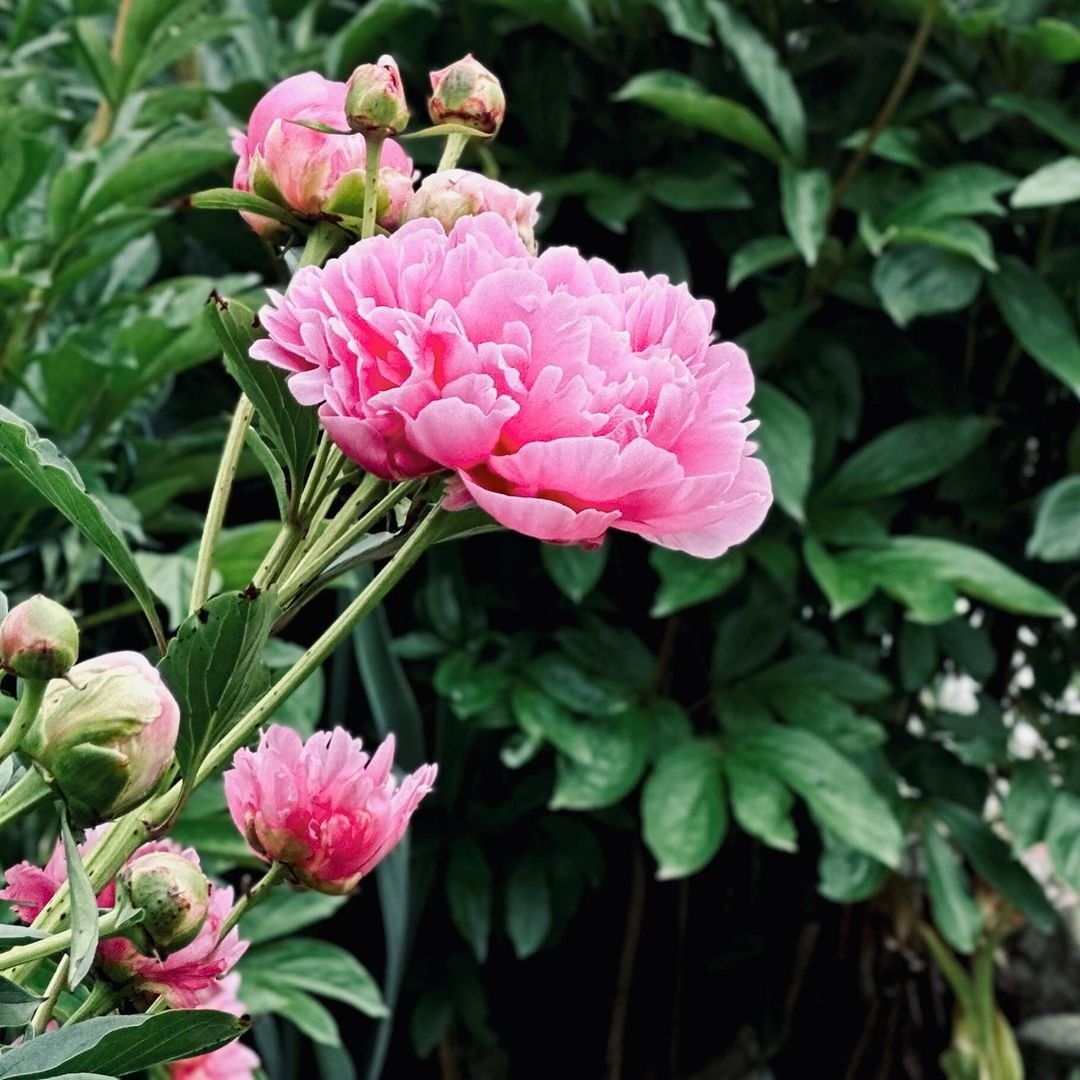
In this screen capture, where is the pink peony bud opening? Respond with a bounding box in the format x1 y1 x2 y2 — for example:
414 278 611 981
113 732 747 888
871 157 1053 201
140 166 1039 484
345 54 410 136
428 54 505 135
224 725 437 895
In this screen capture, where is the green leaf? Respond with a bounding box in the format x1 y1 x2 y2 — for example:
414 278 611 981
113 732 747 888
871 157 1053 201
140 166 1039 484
240 979 341 1046
649 0 712 45
752 383 813 522
642 740 727 879
550 709 650 811
158 588 281 780
326 0 440 76
1004 762 1054 850
540 542 608 603
1011 157 1080 209
992 92 1080 154
135 552 220 632
817 831 889 902
242 938 387 1017
1019 17 1080 62
0 406 165 652
190 188 304 229
1028 476 1080 562
727 236 798 290
888 218 998 272
780 165 830 266
240 890 347 946
60 808 99 990
748 654 890 703
208 296 320 495
524 655 629 717
649 547 745 617
769 686 886 752
731 724 903 867
822 416 995 501
446 838 492 963
504 860 552 959
802 538 875 618
988 256 1080 395
706 0 806 159
863 536 1067 618
923 822 982 954
0 1011 247 1078
614 71 783 161
931 799 1056 933
872 246 982 327
0 975 41 1028
724 753 797 852
886 164 1016 225
1046 792 1080 895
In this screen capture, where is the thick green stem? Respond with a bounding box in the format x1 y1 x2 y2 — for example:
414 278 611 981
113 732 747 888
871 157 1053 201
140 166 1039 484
298 221 342 268
31 955 69 1035
437 132 470 171
197 506 448 783
361 135 386 240
190 396 255 614
0 768 52 829
63 980 121 1026
0 680 46 763
217 862 287 943
0 908 129 973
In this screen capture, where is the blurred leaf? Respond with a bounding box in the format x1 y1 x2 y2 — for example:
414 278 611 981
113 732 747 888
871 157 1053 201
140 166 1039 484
780 165 829 266
817 831 890 902
649 547 745 617
447 838 493 963
822 416 995 502
0 407 165 651
732 724 903 867
803 538 875 618
932 799 1056 933
1004 762 1054 850
872 246 982 327
727 235 798 289
724 753 797 851
707 0 806 159
923 822 982 954
752 383 813 521
650 0 712 44
241 979 341 1046
541 542 608 603
888 218 998 272
615 71 783 161
989 256 1080 394
1018 17 1080 62
1011 157 1080 208
1046 792 1080 894
504 860 552 958
1028 476 1080 562
642 739 726 879
886 164 1015 225
241 891 347 946
992 92 1080 154
326 0 440 76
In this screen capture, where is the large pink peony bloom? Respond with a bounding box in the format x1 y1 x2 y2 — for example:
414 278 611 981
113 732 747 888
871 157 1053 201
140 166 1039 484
224 726 437 895
0 829 246 1008
251 213 772 556
232 72 414 236
170 974 260 1080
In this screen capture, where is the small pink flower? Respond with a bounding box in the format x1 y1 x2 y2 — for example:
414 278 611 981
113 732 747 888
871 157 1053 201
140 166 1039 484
251 213 772 557
0 830 246 1008
232 72 414 236
224 726 437 895
406 169 541 252
170 974 260 1080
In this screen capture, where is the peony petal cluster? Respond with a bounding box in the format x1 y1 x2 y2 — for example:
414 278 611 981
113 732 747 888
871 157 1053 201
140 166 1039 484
251 213 772 556
232 72 414 236
224 725 437 895
170 974 260 1080
0 828 246 1008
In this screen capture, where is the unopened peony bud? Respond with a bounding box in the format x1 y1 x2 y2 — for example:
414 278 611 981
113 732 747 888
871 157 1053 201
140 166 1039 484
345 55 410 136
428 55 504 135
22 652 180 824
120 852 210 956
0 596 78 681
405 170 540 252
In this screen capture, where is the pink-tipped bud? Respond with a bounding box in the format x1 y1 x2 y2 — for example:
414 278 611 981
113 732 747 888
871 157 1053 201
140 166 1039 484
120 851 210 956
428 54 504 135
345 54 410 136
22 652 180 825
0 596 78 681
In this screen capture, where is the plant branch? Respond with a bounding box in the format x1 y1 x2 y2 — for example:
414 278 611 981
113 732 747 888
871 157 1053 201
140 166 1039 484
0 680 46 763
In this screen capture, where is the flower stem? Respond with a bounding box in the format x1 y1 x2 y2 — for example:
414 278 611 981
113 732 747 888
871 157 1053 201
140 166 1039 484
0 768 51 829
63 980 121 1026
298 221 342 268
0 908 128 973
197 505 449 784
217 862 287 943
190 396 255 615
437 133 470 171
31 955 68 1035
361 135 386 240
0 680 46 763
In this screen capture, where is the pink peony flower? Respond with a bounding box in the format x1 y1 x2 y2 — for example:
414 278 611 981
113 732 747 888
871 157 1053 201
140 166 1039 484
251 213 772 557
170 975 260 1080
406 169 541 252
0 829 246 1008
223 726 437 895
231 72 414 236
